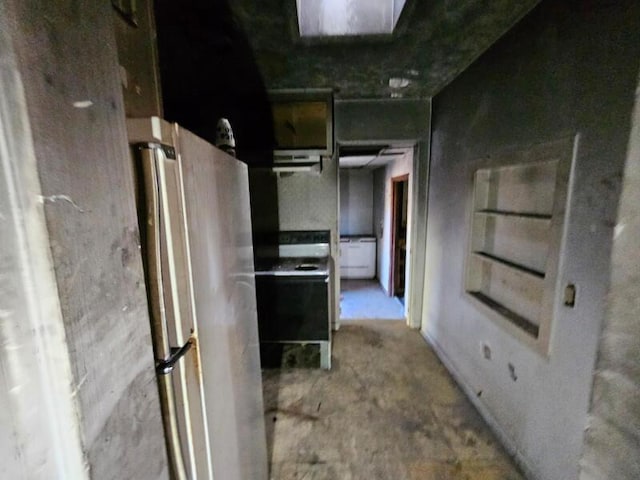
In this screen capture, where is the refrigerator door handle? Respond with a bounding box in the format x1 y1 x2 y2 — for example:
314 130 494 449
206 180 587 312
156 338 194 375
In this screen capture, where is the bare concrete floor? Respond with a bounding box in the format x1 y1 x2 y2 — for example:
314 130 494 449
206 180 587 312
262 321 525 480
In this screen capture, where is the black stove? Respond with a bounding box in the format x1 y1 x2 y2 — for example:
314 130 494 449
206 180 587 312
254 256 329 276
253 231 332 369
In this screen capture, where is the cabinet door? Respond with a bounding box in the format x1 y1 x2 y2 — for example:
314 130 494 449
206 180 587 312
137 143 212 480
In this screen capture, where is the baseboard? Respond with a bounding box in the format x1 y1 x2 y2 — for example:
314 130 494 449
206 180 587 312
420 330 538 480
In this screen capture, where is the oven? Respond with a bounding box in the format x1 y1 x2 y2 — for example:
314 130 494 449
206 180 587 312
254 231 332 369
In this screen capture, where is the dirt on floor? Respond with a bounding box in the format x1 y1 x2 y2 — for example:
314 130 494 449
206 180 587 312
262 321 525 480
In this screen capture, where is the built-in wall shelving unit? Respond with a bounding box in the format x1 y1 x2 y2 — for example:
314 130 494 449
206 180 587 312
465 138 574 354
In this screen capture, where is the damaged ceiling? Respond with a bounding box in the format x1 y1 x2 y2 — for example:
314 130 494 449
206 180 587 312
154 0 541 163
232 0 541 98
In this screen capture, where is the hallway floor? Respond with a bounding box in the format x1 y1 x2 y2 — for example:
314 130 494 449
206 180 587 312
340 279 405 320
262 321 524 480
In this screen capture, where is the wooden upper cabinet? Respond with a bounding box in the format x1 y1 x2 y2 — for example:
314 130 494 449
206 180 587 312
270 90 334 157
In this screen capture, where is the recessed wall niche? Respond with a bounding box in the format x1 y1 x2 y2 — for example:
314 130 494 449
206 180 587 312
465 137 575 355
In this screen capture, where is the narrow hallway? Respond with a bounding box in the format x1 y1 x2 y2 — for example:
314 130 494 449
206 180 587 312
263 321 524 479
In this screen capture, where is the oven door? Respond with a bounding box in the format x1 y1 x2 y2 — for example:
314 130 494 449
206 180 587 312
255 275 329 342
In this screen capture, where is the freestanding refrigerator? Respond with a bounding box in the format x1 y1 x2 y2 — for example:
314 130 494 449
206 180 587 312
128 117 268 480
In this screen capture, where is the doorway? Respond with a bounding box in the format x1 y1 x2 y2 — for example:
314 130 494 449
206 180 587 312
390 174 409 303
337 145 413 321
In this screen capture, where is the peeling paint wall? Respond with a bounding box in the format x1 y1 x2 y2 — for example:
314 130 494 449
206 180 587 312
4 1 168 478
422 1 640 479
579 73 640 480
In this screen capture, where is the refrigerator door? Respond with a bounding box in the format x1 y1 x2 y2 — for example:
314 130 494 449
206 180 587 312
136 143 213 480
177 126 269 480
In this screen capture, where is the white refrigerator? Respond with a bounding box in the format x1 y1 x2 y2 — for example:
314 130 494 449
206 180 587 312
128 117 268 480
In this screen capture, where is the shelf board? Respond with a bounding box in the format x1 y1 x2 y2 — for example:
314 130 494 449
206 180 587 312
468 291 540 338
475 209 552 220
472 251 546 279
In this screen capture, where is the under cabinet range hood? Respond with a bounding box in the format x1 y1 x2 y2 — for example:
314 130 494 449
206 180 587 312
271 154 323 173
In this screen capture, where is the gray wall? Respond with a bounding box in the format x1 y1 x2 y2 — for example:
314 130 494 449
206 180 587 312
1 3 87 475
579 72 640 480
339 169 374 236
335 98 430 327
5 1 168 478
423 2 640 480
112 0 163 118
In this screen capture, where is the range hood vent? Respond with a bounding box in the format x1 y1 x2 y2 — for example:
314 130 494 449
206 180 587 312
271 154 322 173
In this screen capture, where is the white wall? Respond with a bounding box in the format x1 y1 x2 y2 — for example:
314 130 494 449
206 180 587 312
339 169 374 235
4 1 169 477
422 2 640 480
372 152 413 300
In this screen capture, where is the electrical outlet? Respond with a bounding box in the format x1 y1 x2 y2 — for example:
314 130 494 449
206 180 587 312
564 284 576 307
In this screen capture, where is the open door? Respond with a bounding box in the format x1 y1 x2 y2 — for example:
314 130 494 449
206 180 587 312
390 174 409 301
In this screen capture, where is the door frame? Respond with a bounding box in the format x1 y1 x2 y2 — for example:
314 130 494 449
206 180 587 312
389 174 410 298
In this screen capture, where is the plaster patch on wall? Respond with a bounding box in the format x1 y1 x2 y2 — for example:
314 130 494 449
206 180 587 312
38 194 86 213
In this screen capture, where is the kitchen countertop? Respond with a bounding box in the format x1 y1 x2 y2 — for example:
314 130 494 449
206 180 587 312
254 256 330 277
